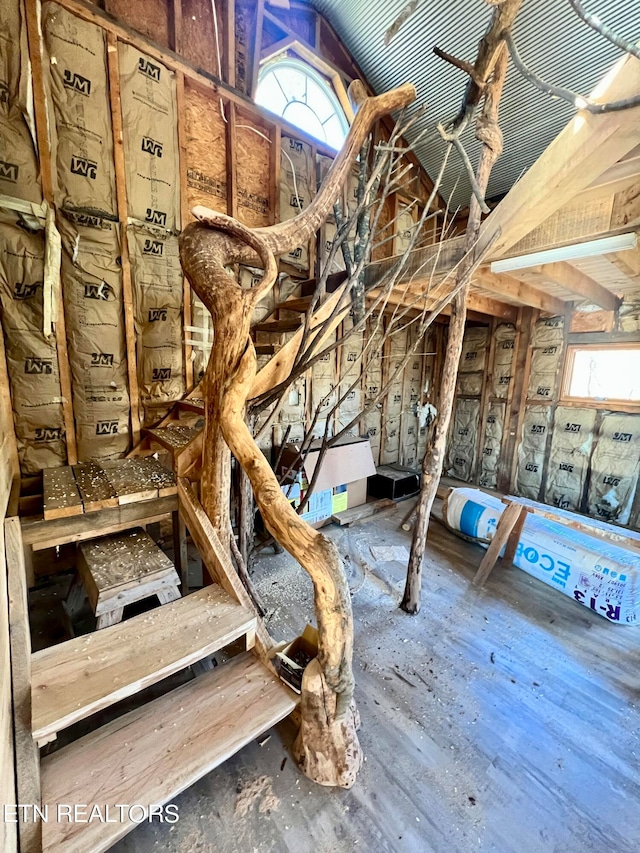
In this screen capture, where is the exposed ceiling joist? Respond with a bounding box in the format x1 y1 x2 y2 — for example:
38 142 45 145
477 54 640 260
475 270 566 315
372 286 519 322
535 261 622 311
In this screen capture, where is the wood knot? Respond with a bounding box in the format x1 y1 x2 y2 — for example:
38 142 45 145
476 118 503 158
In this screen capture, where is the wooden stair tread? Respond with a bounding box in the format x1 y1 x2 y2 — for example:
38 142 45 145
72 463 118 512
144 424 201 453
43 467 83 520
78 528 176 596
253 318 302 333
41 653 297 853
176 397 205 414
101 457 176 503
279 295 312 312
31 587 257 745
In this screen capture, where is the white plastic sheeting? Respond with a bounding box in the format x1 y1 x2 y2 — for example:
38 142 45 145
445 487 640 624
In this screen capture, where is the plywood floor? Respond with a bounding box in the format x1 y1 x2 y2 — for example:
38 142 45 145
108 499 640 853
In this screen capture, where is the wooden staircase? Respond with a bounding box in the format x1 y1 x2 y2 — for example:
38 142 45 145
4 476 298 853
40 652 295 853
31 585 257 746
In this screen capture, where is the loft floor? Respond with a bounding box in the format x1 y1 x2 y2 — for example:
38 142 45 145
104 499 640 853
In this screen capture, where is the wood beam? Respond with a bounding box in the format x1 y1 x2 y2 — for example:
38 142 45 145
535 261 621 311
368 286 518 323
477 54 640 259
476 270 567 315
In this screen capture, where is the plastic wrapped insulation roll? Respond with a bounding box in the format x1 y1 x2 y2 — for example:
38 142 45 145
444 487 640 625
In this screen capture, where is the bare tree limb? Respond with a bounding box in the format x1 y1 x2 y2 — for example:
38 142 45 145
568 0 640 61
506 31 640 113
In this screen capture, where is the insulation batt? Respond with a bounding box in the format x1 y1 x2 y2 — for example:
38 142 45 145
445 487 640 624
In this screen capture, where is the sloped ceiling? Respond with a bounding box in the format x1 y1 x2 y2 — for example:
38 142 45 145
309 0 640 210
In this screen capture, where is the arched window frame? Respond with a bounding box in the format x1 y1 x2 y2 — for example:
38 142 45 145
255 47 352 150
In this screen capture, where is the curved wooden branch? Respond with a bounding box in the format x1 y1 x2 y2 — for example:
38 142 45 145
179 79 416 787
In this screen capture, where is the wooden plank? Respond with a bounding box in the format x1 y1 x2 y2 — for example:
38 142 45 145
502 504 529 565
475 270 567 314
77 528 177 613
472 501 525 587
477 54 640 260
331 498 395 527
504 494 640 552
535 262 621 311
504 307 535 493
42 468 83 521
101 457 177 504
41 653 297 853
178 478 273 660
145 424 202 454
21 494 178 551
71 463 119 512
0 523 18 853
176 69 194 390
31 586 256 745
4 518 41 853
173 510 189 590
106 31 141 446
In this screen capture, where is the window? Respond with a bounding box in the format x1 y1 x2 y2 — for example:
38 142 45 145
255 58 349 150
563 344 640 404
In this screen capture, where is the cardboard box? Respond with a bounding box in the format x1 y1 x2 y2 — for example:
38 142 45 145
347 478 367 509
275 624 319 693
277 436 375 504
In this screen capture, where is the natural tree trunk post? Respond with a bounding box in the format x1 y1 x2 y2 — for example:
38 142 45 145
180 81 416 787
401 13 516 613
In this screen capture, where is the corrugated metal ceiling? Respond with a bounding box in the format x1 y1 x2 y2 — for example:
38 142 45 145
308 0 640 210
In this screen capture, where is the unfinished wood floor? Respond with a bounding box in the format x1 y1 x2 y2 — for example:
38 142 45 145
111 501 640 853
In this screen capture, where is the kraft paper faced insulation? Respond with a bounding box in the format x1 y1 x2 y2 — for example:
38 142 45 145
0 0 41 204
491 323 516 398
0 210 66 471
446 398 480 482
280 136 314 271
42 3 117 218
543 406 596 513
459 326 488 374
59 214 129 459
118 43 180 231
587 413 640 526
479 401 505 489
515 404 551 499
127 225 184 425
527 316 564 401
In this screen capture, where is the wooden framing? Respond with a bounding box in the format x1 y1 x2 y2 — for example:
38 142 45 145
106 32 142 445
176 69 195 390
5 518 41 853
476 54 640 261
24 0 78 466
535 262 621 311
560 341 640 411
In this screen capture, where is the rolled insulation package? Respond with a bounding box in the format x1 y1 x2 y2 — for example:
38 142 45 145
444 487 640 625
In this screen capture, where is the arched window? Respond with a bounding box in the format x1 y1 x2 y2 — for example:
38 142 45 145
256 58 349 151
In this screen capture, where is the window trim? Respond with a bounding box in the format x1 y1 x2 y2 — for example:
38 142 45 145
256 55 350 149
561 342 640 410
